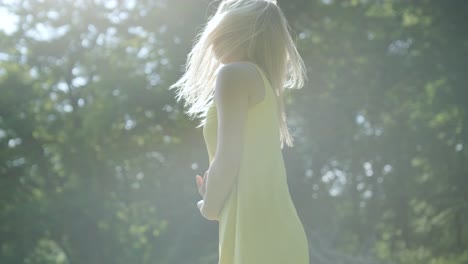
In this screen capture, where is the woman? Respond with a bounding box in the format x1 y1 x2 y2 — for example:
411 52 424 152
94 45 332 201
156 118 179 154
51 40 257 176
170 0 309 263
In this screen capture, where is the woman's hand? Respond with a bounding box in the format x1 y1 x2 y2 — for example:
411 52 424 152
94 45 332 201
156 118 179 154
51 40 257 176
197 200 204 211
195 170 219 221
196 169 209 198
197 199 219 221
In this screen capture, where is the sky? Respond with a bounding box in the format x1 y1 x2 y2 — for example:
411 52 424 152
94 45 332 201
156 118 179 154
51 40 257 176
0 7 18 35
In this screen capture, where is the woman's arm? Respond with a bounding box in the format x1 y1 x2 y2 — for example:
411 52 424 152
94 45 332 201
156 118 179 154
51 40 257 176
201 62 257 221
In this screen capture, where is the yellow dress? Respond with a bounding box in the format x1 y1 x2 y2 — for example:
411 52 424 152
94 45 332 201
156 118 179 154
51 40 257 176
202 63 310 264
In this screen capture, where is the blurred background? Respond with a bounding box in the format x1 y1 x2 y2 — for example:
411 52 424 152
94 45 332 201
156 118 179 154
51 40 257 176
0 0 467 263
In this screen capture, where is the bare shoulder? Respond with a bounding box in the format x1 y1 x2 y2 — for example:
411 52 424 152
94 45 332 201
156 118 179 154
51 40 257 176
216 62 261 89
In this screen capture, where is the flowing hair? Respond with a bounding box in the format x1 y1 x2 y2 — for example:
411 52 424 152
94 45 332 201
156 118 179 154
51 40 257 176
169 0 307 148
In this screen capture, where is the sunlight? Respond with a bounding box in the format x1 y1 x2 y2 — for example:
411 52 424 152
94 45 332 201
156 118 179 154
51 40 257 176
0 7 18 34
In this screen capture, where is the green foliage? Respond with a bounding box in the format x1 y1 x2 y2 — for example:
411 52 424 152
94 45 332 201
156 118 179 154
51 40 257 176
0 0 467 263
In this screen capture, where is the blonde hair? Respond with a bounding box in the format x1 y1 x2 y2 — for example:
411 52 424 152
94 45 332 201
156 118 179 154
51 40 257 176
169 0 307 148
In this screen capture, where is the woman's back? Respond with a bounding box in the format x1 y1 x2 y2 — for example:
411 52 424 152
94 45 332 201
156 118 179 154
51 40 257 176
203 62 310 264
